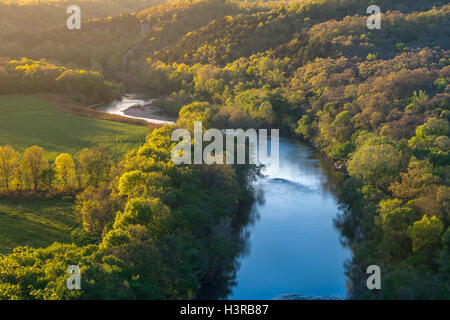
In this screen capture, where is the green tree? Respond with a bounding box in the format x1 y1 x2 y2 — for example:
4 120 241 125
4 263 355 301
439 228 450 276
376 199 415 262
55 153 76 191
178 102 212 129
332 111 353 142
257 101 275 124
408 215 444 259
22 145 47 190
389 157 437 200
76 185 114 237
0 145 19 190
40 167 55 191
409 118 449 150
78 146 111 188
405 90 429 114
295 115 314 140
347 141 402 188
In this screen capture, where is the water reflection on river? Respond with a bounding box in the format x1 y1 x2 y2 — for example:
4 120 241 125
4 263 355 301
227 137 351 300
96 94 175 124
98 97 351 299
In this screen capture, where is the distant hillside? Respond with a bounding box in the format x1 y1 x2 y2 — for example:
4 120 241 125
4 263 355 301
0 0 263 85
150 0 449 65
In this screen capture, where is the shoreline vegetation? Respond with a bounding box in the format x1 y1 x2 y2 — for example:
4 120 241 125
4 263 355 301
0 100 259 299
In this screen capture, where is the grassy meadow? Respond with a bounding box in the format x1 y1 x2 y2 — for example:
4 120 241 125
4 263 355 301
0 94 149 253
0 197 85 254
0 95 150 160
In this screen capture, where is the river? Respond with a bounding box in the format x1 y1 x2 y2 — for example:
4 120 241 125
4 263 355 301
228 137 351 300
96 94 176 125
98 97 352 300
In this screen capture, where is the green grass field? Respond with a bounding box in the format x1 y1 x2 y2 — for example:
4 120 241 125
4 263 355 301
0 95 150 253
0 197 86 254
0 95 150 160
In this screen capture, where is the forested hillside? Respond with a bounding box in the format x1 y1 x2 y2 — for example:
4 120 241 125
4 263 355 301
0 58 123 103
0 0 166 32
0 0 265 85
0 0 448 299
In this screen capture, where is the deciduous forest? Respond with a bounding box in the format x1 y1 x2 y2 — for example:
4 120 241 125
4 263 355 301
0 0 448 300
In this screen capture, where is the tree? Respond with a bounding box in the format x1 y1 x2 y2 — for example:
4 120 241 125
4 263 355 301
436 186 450 225
409 117 449 150
440 228 450 276
408 215 444 260
74 159 84 190
102 197 171 248
0 145 19 190
405 90 429 114
76 185 114 236
22 146 47 190
178 102 212 129
257 101 275 124
40 167 55 191
347 141 402 188
378 199 414 233
295 115 314 140
389 157 437 200
118 170 149 196
54 153 76 191
329 141 355 163
376 198 415 262
78 146 111 188
12 161 25 190
332 111 353 142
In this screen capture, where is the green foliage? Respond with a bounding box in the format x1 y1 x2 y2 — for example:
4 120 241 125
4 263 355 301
76 184 115 237
406 90 429 114
77 146 112 188
1 59 123 104
347 140 402 189
54 153 76 191
328 141 355 163
0 145 19 190
389 157 437 200
0 102 256 299
376 199 415 262
0 0 449 300
408 215 444 258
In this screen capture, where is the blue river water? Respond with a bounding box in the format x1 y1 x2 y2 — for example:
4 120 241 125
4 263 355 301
98 97 351 300
228 137 351 300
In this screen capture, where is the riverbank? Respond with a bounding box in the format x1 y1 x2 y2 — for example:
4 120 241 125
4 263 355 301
122 101 177 123
40 94 164 130
227 137 351 300
0 94 150 160
95 95 177 125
